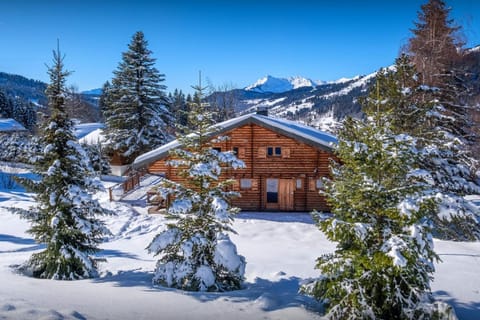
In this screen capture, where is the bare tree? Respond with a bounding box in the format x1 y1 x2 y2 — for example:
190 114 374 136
207 80 238 122
65 85 101 123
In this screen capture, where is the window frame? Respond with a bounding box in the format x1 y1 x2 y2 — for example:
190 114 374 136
267 146 282 157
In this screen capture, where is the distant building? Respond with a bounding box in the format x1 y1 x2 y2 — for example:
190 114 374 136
133 113 338 212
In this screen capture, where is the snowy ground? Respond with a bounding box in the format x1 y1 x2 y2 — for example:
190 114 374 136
0 172 479 319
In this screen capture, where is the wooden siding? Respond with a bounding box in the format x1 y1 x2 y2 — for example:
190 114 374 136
148 123 335 212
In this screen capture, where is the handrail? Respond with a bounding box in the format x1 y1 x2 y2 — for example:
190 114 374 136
108 169 147 201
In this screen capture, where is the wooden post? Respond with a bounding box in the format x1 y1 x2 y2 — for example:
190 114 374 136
109 187 113 202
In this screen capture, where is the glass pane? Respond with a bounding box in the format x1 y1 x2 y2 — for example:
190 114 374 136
296 179 302 189
267 192 278 203
266 179 278 203
316 179 324 189
240 179 252 189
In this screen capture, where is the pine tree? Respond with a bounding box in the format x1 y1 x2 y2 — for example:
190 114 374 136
170 88 189 133
418 90 480 240
82 142 111 175
12 98 37 132
0 91 14 119
407 0 475 154
0 90 10 117
360 55 431 138
98 81 112 122
301 60 465 318
14 47 110 280
103 31 171 164
407 0 462 88
363 56 480 240
147 79 246 292
406 0 480 240
302 112 450 319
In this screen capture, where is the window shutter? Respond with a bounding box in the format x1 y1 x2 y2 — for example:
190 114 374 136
258 147 266 158
239 147 246 158
282 147 291 158
309 178 316 191
232 179 240 191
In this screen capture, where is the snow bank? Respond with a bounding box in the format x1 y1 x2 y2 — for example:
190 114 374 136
0 180 479 319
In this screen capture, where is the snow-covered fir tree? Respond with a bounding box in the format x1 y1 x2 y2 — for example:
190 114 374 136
82 142 111 175
12 98 37 132
147 80 246 292
15 47 110 280
103 31 171 164
169 88 189 133
405 1 480 240
0 90 37 132
365 55 480 240
303 56 464 319
0 90 12 118
302 63 458 318
0 133 41 163
98 81 112 122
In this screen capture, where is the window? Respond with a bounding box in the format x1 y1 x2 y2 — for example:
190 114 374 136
267 146 281 157
296 179 303 189
233 147 239 155
266 179 279 203
240 179 252 189
316 179 324 189
213 147 221 152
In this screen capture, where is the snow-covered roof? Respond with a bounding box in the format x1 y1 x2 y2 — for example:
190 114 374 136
74 123 105 140
0 118 27 132
79 128 105 145
133 113 337 170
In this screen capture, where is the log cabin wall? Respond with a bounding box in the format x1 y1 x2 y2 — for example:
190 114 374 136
147 123 334 212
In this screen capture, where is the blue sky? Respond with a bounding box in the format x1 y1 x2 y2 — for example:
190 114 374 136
0 0 479 94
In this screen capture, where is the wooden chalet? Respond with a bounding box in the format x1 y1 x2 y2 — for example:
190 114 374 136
132 113 338 212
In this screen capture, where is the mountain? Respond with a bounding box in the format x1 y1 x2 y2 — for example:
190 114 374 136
0 71 102 123
82 88 102 96
245 75 319 93
0 72 48 106
206 73 376 133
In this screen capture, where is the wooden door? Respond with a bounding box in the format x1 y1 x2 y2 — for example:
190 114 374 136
279 179 294 211
265 178 279 210
265 178 294 211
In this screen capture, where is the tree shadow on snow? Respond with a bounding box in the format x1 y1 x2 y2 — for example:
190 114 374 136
0 234 36 245
0 234 44 253
433 290 480 320
96 249 143 260
119 199 148 207
94 269 153 287
94 271 323 314
180 276 323 314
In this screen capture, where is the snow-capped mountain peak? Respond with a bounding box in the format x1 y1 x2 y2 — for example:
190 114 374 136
288 76 317 89
245 75 317 93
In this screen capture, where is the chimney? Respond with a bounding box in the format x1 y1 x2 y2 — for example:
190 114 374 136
256 106 268 117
